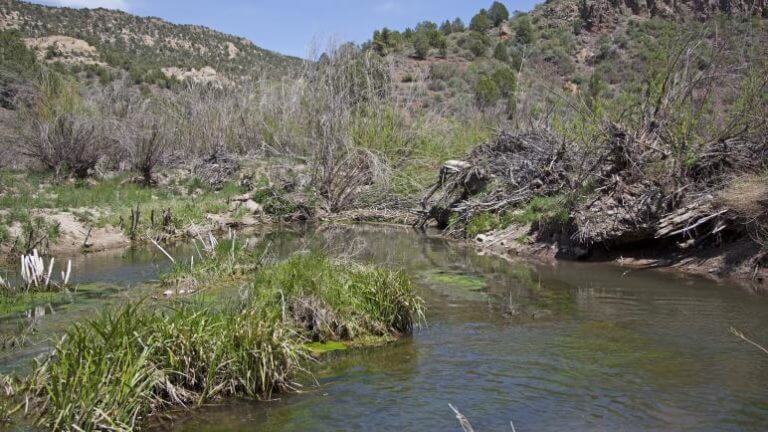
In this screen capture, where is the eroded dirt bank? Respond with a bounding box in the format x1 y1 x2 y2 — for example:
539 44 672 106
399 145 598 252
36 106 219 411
411 130 768 288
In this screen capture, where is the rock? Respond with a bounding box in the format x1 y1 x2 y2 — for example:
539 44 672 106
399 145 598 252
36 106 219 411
243 200 263 215
475 234 490 243
163 290 174 298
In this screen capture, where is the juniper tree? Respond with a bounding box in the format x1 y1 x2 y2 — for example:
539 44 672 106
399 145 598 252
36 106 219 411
470 10 492 33
488 2 510 26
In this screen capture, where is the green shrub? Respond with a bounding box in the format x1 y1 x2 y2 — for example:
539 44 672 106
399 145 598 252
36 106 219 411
514 15 535 45
493 43 510 62
429 62 458 81
491 66 516 97
434 33 448 57
474 75 501 108
413 32 431 59
0 30 39 108
467 34 490 57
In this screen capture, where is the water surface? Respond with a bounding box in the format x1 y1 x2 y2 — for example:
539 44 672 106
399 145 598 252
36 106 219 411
2 225 767 431
165 225 768 432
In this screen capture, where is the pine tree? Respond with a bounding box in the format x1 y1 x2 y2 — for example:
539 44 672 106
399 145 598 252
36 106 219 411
440 20 453 35
451 17 466 32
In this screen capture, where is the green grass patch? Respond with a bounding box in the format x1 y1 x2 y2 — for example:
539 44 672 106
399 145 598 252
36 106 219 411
466 210 515 237
0 170 245 235
513 194 571 225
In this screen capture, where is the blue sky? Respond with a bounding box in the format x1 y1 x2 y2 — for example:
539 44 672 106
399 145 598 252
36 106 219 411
31 1 539 58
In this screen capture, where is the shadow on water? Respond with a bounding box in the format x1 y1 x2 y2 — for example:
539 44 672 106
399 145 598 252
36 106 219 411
2 224 768 431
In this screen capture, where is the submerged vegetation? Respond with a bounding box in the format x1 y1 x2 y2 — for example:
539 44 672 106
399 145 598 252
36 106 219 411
1 242 424 431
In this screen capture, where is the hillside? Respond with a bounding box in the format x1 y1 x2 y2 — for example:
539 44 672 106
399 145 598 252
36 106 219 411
367 0 767 116
0 0 302 84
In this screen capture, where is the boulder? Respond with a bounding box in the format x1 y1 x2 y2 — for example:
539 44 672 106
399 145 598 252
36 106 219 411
243 200 264 215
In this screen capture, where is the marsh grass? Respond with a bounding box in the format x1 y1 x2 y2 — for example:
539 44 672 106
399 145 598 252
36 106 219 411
9 249 424 431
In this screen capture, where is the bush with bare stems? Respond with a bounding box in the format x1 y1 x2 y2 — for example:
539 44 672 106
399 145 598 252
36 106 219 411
19 113 108 179
302 43 395 211
718 173 768 248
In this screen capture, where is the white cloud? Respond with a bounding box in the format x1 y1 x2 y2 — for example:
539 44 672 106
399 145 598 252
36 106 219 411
36 0 130 11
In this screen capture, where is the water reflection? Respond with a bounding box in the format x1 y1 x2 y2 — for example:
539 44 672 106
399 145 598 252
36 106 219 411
167 225 768 432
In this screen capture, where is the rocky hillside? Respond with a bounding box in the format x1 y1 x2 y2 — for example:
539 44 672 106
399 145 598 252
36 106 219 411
0 0 302 83
367 0 767 115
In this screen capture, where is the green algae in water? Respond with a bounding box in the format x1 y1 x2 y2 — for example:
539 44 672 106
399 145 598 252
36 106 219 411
556 321 697 384
427 272 486 290
305 341 347 355
420 270 488 301
530 285 576 315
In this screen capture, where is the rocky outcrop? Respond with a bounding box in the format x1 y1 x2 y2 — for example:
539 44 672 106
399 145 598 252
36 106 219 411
544 0 767 32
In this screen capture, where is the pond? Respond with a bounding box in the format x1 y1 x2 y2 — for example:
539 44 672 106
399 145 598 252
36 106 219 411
2 225 767 431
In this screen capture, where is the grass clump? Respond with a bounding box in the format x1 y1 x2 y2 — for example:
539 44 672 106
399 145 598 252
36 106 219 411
9 252 424 431
247 253 425 340
466 210 514 237
19 302 301 431
513 195 571 226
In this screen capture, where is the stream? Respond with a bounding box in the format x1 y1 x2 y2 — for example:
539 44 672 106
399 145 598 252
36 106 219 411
2 224 767 431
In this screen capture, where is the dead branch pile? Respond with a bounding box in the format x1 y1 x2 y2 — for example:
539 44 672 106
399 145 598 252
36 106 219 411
417 130 570 231
570 125 671 245
192 150 239 190
418 121 767 254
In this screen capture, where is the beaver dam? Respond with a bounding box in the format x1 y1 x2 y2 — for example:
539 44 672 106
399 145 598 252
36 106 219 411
0 225 766 431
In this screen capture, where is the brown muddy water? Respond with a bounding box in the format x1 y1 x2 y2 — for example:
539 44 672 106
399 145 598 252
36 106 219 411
2 225 768 431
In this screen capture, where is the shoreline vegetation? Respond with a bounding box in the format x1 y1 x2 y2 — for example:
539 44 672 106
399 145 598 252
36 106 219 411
0 238 424 431
1 1 766 285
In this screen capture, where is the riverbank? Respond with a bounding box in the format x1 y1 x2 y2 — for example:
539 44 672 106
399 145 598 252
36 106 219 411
471 223 768 291
323 208 768 289
2 155 766 291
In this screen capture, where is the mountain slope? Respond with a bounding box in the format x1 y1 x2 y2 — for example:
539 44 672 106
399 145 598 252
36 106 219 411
365 0 766 115
0 0 302 81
